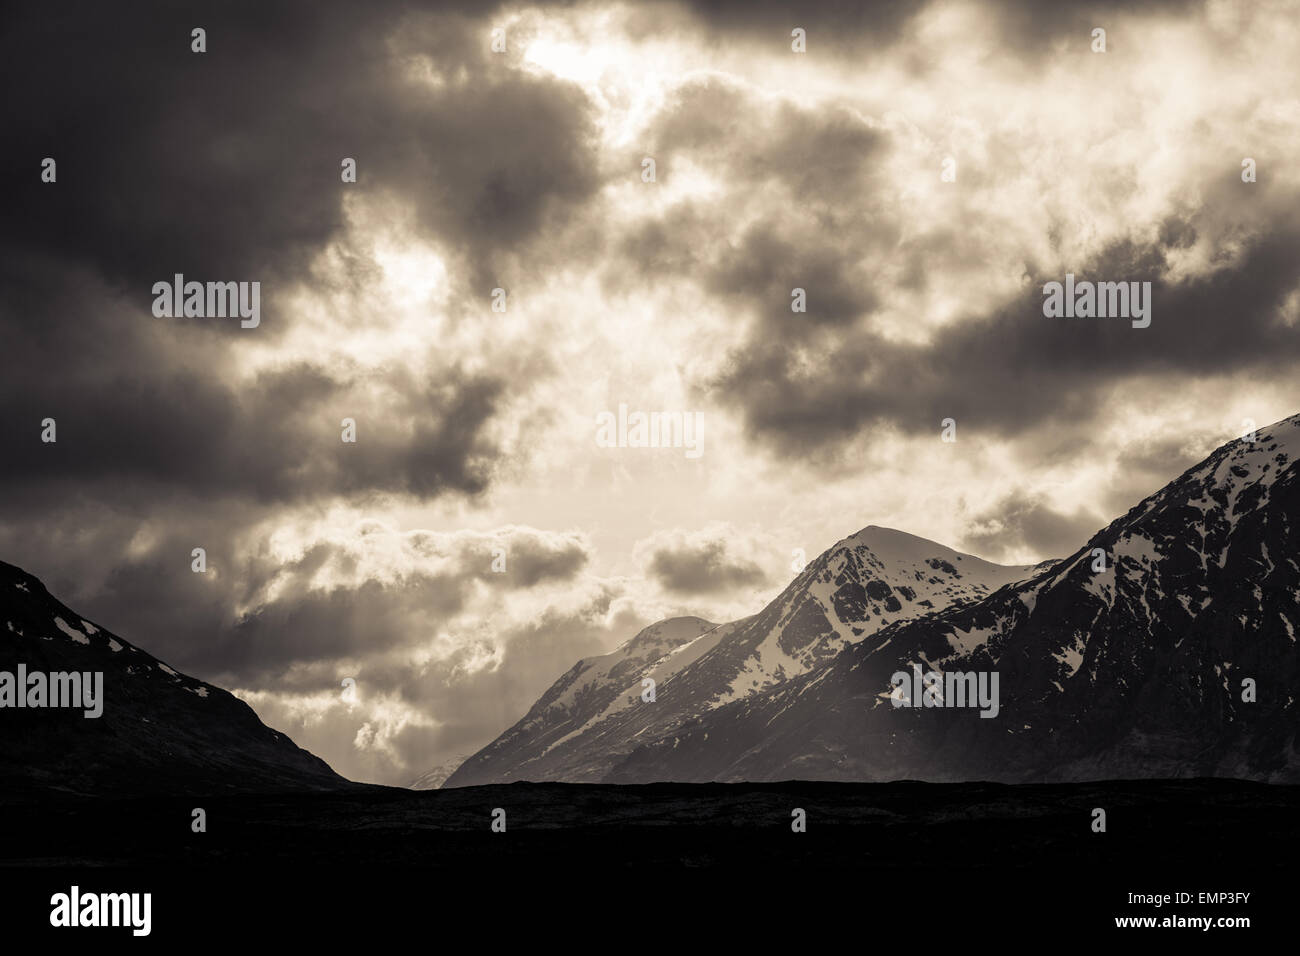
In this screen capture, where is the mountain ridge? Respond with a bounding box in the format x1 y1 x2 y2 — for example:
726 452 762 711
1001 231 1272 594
446 521 1044 786
0 558 347 796
448 414 1300 787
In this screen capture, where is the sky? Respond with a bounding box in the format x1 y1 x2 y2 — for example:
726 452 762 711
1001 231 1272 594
2 0 1299 785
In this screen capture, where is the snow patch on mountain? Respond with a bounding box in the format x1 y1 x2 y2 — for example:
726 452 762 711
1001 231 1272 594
53 616 89 644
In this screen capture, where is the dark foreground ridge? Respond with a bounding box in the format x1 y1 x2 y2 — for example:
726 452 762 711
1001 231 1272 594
0 778 1289 941
2 777 1294 869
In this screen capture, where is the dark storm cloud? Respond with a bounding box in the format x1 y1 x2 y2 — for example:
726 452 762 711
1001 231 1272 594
1099 430 1216 516
963 490 1102 561
671 0 919 54
208 577 458 681
0 343 504 512
1 0 588 291
642 76 888 207
198 529 591 685
987 0 1207 50
1112 433 1207 487
647 79 885 198
604 50 1300 464
709 204 1300 458
611 76 893 326
707 222 881 332
0 0 603 509
645 535 769 594
364 591 629 715
375 21 601 291
5 0 394 292
0 512 596 689
603 64 1300 461
672 0 1207 60
270 592 634 785
501 530 590 586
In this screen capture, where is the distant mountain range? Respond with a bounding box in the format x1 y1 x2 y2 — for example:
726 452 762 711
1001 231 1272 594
444 529 1045 785
5 414 1296 797
0 560 343 796
409 754 470 790
445 414 1300 786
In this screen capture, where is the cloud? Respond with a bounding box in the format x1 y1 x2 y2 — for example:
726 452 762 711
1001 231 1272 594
225 574 648 785
3 0 598 291
710 214 1300 460
637 525 771 595
963 490 1103 561
673 0 920 53
0 0 606 511
0 342 506 511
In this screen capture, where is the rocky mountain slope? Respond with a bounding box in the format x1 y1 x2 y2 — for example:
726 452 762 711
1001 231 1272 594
450 414 1300 786
0 560 346 796
446 529 1041 786
409 754 469 790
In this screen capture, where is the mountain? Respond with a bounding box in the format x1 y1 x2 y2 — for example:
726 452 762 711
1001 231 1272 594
446 529 1041 787
0 559 346 796
409 755 469 790
450 414 1300 787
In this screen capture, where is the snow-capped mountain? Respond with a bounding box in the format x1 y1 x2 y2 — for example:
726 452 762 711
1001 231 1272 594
0 560 344 795
409 755 470 790
450 414 1300 787
445 529 1042 787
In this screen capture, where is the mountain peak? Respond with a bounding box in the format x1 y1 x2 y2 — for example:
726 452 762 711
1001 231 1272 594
616 616 717 654
446 523 1040 787
844 524 960 556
